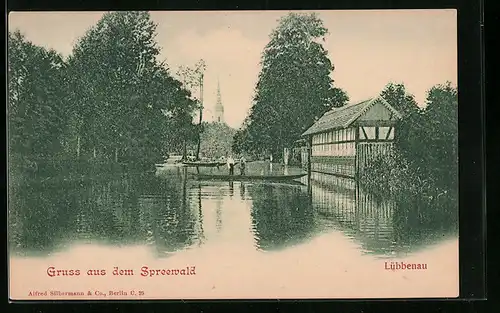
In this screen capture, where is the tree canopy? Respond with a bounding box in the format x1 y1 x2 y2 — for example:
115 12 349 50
233 12 349 158
368 82 458 196
421 82 458 190
380 83 426 165
8 31 69 160
380 82 420 117
175 60 207 159
67 11 196 163
199 122 237 158
8 12 199 171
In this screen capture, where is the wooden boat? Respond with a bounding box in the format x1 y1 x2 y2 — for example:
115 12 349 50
182 161 239 167
193 173 307 182
155 162 186 168
182 161 225 167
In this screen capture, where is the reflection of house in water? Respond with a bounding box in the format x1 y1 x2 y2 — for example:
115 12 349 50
309 175 398 255
297 97 409 255
301 96 402 179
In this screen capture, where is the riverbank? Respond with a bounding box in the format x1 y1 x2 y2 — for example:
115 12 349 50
9 158 156 189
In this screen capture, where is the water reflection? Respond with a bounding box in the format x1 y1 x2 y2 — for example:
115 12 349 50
307 172 458 256
309 174 397 255
9 170 200 257
8 166 457 259
240 183 246 200
214 187 223 233
248 183 316 251
228 181 234 198
195 183 206 247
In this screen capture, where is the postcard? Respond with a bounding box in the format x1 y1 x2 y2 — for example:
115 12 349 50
8 9 458 300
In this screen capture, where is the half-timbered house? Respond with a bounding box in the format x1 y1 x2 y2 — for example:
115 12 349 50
301 96 402 180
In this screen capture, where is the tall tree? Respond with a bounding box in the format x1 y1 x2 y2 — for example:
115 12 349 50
380 83 424 165
176 60 206 160
236 12 349 158
68 11 160 161
8 30 68 163
422 82 458 191
67 11 196 164
161 68 198 157
380 83 420 117
373 82 458 195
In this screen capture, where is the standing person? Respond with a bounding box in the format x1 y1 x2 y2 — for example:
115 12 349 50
269 154 273 173
239 156 246 175
227 155 235 176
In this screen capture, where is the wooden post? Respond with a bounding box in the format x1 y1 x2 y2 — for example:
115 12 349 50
196 73 204 161
354 126 359 181
182 140 187 160
307 137 312 175
306 136 313 191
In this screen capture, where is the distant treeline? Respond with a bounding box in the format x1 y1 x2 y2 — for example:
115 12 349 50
8 12 199 175
199 122 237 159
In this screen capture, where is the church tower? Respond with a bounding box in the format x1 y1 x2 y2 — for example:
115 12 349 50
214 79 225 124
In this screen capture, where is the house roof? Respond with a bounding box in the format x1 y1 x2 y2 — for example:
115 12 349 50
301 96 402 136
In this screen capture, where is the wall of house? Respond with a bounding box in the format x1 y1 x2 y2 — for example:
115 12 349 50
310 127 357 178
311 127 356 157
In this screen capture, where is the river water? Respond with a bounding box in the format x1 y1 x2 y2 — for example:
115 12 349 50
8 163 459 299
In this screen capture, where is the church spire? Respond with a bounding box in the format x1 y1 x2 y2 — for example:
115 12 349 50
215 77 224 123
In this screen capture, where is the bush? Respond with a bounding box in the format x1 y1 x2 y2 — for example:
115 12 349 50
360 150 437 198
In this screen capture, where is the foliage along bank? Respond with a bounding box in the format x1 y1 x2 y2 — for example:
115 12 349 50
8 12 199 178
361 82 458 205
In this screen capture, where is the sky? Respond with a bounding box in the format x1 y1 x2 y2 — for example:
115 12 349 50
8 10 457 129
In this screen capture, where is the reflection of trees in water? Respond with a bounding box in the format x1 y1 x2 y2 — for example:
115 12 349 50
128 172 199 256
76 177 132 241
9 182 77 254
249 184 316 251
196 183 206 246
9 174 143 254
9 170 199 256
310 174 458 255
